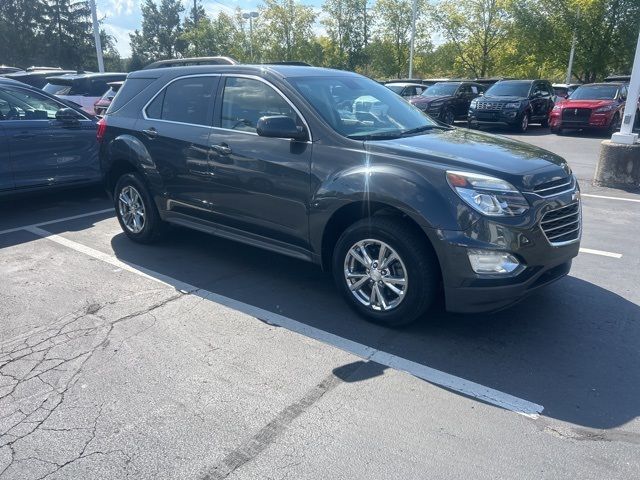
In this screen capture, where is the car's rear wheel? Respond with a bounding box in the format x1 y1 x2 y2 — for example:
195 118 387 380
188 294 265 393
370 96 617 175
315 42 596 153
114 172 166 243
442 108 455 125
332 217 439 327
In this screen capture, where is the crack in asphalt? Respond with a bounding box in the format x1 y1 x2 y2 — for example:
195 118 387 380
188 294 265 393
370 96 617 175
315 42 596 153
0 290 188 478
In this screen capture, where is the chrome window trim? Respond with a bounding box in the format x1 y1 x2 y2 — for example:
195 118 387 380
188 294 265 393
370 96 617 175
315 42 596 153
141 73 221 127
218 74 313 143
140 73 313 143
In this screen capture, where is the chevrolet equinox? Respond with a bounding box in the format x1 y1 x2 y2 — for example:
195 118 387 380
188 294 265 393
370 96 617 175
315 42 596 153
99 65 581 326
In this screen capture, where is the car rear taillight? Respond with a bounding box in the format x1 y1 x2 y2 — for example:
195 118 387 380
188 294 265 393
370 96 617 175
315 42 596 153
96 117 107 143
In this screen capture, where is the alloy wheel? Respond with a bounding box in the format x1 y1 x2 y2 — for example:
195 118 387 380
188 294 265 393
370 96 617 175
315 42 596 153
521 114 529 131
343 239 408 312
118 185 146 234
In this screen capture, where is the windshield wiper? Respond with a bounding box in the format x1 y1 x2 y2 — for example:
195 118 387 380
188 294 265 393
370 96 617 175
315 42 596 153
346 132 403 140
400 124 449 136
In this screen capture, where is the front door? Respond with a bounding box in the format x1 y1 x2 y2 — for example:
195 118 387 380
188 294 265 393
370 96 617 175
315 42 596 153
207 76 312 249
136 75 219 219
0 123 14 191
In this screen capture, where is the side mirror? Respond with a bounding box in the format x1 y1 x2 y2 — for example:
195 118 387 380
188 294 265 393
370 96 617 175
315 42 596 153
55 108 81 124
478 92 484 96
256 115 307 141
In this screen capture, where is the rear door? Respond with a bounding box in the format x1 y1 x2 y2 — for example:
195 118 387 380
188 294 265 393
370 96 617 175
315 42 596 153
136 75 219 220
207 75 312 248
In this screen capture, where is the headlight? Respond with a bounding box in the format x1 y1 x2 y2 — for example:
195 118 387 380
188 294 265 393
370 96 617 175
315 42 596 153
446 171 529 216
470 99 478 108
503 102 521 109
594 104 616 113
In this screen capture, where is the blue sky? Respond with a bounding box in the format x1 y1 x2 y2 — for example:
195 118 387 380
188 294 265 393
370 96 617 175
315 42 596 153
99 0 325 58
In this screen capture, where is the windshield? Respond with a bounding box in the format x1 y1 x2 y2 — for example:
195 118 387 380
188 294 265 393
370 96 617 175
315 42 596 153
569 85 618 100
423 83 459 96
289 76 439 139
386 85 404 94
485 82 531 97
43 82 72 95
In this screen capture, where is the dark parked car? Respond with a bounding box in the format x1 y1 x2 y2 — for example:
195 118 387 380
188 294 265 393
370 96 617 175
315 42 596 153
4 68 75 89
549 83 637 134
100 66 581 326
385 82 428 98
43 72 127 114
409 81 484 125
552 83 581 99
0 66 23 75
468 79 555 132
0 78 99 194
94 81 123 116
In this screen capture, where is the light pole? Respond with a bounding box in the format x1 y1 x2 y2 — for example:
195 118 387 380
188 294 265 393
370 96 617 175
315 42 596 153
611 29 640 145
565 9 579 85
89 0 104 72
242 11 259 63
408 0 417 78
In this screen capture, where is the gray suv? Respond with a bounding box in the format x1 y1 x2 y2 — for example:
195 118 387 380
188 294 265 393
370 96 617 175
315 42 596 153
99 65 581 326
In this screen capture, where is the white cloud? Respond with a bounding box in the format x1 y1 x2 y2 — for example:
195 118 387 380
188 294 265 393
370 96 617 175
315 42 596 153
109 0 136 16
104 23 134 57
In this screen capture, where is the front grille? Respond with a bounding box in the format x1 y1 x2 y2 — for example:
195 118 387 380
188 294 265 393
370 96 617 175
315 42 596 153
533 176 575 197
540 202 581 245
476 101 504 111
562 107 591 125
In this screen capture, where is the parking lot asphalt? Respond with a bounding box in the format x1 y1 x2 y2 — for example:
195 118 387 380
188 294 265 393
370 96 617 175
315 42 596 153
1 130 639 479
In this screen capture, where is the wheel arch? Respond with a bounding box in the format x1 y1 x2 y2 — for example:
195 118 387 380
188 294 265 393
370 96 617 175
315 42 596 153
102 134 158 196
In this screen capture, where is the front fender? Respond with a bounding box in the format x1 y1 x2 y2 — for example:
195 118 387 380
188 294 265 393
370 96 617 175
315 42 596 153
310 163 475 255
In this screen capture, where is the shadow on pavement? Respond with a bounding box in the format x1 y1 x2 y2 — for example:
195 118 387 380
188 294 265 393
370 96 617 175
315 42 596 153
98 224 640 431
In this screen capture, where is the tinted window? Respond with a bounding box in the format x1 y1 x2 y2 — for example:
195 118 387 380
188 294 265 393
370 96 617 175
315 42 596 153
423 83 459 96
109 78 153 113
485 82 531 97
221 77 298 133
569 85 619 100
43 82 72 95
470 85 479 94
146 76 217 125
387 85 404 94
289 75 437 139
0 86 66 120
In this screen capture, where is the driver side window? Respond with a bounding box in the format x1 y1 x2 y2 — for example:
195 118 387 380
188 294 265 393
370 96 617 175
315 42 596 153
220 77 298 133
0 87 65 121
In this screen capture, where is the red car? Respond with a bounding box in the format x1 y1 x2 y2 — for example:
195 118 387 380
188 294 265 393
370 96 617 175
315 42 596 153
549 83 633 134
93 81 123 116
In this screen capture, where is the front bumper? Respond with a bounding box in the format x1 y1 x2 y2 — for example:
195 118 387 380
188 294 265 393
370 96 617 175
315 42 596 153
468 109 522 127
550 111 613 130
429 188 581 313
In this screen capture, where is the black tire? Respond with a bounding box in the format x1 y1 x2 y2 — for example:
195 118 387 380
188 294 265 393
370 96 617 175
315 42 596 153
550 126 563 135
332 216 440 327
541 116 550 128
608 113 621 135
114 172 166 243
442 108 455 125
516 112 530 133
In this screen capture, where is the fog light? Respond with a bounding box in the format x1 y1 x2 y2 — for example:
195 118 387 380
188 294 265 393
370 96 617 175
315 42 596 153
467 249 520 274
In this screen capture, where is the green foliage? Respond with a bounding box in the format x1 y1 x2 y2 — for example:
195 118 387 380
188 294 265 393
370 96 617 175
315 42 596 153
130 0 185 66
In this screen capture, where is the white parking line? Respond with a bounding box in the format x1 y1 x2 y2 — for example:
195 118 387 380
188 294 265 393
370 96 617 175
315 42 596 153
25 224 544 419
579 248 623 259
0 208 114 236
581 193 640 203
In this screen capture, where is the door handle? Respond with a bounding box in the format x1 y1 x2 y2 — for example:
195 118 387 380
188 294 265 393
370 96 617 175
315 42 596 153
142 128 158 139
212 144 232 155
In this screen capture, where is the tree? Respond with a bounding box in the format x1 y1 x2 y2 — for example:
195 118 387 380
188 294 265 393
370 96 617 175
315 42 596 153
180 10 248 60
0 0 48 67
256 0 318 62
322 0 370 70
43 0 96 69
433 0 512 78
371 0 430 78
129 0 185 66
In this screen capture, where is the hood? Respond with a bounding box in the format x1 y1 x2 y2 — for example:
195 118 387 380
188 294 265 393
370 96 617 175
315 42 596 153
557 99 615 109
480 95 528 103
409 94 450 106
364 128 570 190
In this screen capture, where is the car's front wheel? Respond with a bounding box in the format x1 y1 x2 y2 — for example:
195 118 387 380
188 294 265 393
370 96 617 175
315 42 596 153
516 112 529 133
332 217 440 326
442 108 455 125
114 172 166 243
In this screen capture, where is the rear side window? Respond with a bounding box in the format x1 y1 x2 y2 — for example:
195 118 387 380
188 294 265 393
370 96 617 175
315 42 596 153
145 76 217 125
108 78 154 113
